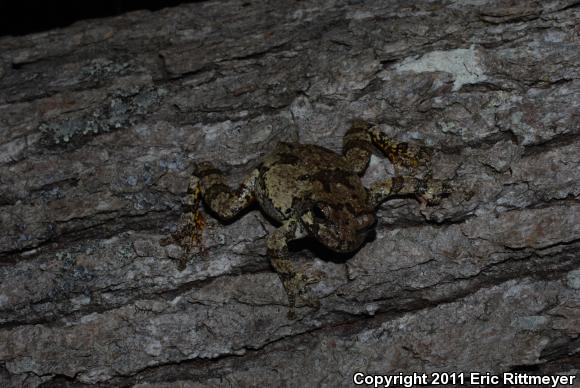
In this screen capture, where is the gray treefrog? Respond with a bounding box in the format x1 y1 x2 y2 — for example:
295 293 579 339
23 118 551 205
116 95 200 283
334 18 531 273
161 120 450 319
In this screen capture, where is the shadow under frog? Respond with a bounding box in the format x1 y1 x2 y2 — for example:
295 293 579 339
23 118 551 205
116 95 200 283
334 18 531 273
161 119 451 319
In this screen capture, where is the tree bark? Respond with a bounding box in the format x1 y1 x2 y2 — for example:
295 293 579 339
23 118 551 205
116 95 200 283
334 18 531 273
0 0 579 386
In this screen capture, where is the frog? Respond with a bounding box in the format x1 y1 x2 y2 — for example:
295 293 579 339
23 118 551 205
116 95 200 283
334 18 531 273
160 119 451 319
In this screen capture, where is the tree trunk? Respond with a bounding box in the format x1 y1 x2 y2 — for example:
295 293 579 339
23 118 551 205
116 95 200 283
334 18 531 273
1 0 579 386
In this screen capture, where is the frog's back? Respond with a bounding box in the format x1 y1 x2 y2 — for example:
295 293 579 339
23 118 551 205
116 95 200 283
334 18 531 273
256 142 367 222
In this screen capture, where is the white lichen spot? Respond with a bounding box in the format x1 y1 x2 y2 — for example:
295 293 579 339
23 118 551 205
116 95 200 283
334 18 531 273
201 120 233 142
96 200 113 211
511 111 523 125
290 95 313 123
0 137 27 164
512 315 548 331
0 294 9 308
356 328 376 344
78 367 113 384
347 10 374 20
80 312 101 324
438 121 460 134
365 303 379 316
5 357 40 374
543 30 567 43
566 269 580 290
70 295 91 309
393 46 487 91
145 339 163 357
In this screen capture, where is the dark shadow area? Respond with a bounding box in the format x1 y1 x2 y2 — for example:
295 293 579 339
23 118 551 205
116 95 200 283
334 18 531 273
201 199 378 264
289 230 377 264
0 0 207 37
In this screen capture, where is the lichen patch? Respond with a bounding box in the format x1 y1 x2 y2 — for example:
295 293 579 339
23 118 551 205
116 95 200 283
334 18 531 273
392 46 487 91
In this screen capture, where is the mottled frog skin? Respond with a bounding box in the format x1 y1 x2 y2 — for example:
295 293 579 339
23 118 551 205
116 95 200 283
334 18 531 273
161 120 450 319
258 142 375 253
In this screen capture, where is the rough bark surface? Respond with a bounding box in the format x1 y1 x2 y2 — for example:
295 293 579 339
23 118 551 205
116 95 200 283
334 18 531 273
1 0 579 386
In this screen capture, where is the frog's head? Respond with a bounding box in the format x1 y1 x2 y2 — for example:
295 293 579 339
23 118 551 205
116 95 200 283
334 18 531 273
302 202 375 253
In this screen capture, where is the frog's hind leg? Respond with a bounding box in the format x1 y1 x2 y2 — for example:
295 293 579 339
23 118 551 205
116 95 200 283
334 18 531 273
368 126 432 173
196 162 259 221
369 176 451 208
162 162 258 270
268 219 321 319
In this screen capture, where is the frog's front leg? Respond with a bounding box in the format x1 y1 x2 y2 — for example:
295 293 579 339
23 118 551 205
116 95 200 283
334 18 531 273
369 176 451 208
343 119 432 175
368 125 432 173
267 218 321 319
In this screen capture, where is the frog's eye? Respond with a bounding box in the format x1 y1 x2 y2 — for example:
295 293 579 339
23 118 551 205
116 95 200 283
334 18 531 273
312 205 327 219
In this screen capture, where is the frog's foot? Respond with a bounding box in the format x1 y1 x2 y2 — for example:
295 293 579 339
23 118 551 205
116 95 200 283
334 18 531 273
291 273 322 319
394 144 433 173
159 171 207 270
178 210 206 269
160 208 206 271
159 236 174 247
287 294 321 320
297 289 321 310
271 258 322 319
300 269 323 285
296 270 323 308
417 180 452 208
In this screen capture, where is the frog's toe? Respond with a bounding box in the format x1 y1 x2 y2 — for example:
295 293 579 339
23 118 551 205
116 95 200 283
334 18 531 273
159 236 174 247
421 195 442 207
301 296 321 310
419 179 452 205
296 279 322 310
287 309 297 320
176 255 189 271
440 181 454 195
301 270 323 285
408 145 433 168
